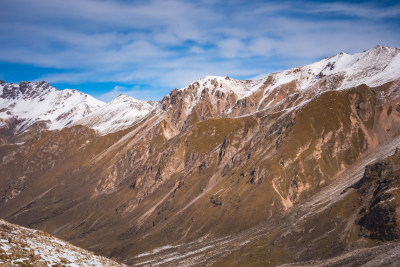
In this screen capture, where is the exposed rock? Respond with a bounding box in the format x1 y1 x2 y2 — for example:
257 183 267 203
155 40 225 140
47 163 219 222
0 219 125 266
387 105 393 116
353 148 400 241
210 195 222 207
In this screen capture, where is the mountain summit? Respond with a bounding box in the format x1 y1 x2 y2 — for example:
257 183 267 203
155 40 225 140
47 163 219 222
0 81 104 143
73 94 158 135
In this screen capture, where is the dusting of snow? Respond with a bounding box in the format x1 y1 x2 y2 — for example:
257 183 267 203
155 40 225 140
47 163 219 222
177 46 400 116
268 46 400 91
0 81 105 133
74 94 157 135
178 75 265 115
257 46 400 109
1 46 400 136
385 187 399 193
0 219 125 266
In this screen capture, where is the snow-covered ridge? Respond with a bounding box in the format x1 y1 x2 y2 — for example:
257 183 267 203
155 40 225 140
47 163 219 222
176 75 266 115
252 45 400 110
1 46 399 136
177 46 400 115
0 81 158 136
0 81 105 132
268 45 400 92
74 93 158 135
0 219 125 266
179 75 265 99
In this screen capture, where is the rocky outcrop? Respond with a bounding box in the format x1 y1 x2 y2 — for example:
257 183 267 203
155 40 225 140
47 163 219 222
353 148 400 241
0 219 125 266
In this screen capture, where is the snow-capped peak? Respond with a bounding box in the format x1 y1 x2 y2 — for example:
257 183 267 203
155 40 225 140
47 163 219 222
110 94 152 106
73 94 157 135
180 75 263 99
0 81 159 136
1 46 399 136
168 46 400 118
261 45 400 94
0 81 105 133
114 93 134 101
174 75 265 116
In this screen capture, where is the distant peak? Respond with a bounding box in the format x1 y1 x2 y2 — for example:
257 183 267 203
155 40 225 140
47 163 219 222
112 93 143 103
34 80 53 87
20 80 56 94
0 80 59 99
195 75 228 83
326 51 349 60
367 45 399 52
373 45 388 49
116 93 135 100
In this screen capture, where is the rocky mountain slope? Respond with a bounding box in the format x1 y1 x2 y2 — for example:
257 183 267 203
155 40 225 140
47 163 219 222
0 45 400 266
0 219 125 266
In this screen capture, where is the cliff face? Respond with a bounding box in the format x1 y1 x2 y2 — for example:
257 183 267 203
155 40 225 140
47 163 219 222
353 148 400 241
1 46 400 266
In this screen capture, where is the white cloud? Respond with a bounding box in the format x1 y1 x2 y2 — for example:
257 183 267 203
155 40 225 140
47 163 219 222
311 2 400 19
247 37 275 56
190 46 206 54
218 38 245 58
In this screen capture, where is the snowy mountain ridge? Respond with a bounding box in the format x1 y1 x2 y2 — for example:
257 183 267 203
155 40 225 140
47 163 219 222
0 81 105 133
173 46 400 116
0 80 159 136
73 93 158 135
1 45 399 137
268 45 400 91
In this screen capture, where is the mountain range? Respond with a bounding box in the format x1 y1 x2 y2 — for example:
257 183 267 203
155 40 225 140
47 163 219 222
1 45 400 266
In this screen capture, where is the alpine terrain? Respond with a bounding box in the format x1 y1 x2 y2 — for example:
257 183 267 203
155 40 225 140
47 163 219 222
0 219 126 266
1 45 400 266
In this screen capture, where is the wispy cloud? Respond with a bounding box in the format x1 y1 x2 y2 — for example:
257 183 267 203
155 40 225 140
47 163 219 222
310 2 400 19
0 0 399 100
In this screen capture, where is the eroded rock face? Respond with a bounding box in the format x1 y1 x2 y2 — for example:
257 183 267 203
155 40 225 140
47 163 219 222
353 148 400 241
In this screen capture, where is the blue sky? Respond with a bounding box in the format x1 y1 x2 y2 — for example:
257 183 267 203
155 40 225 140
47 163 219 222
0 0 399 102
